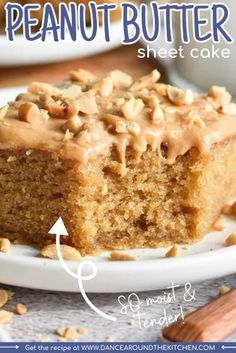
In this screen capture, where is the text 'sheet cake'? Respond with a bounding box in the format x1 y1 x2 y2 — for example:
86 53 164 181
0 69 236 254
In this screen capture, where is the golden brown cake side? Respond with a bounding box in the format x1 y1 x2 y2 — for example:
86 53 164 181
0 69 236 253
0 139 236 254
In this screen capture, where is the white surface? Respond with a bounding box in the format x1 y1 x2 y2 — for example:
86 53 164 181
0 86 236 293
0 217 236 293
0 21 122 67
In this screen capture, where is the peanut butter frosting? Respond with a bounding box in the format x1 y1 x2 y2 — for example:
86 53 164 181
0 69 236 173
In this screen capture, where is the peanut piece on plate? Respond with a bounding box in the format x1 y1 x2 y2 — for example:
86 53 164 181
109 251 136 261
165 245 182 258
225 233 236 246
0 289 9 308
40 244 81 261
0 238 10 253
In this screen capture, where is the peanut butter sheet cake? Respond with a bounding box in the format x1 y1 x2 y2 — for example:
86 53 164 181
0 69 236 254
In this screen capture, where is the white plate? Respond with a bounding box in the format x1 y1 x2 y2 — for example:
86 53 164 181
0 20 122 67
0 86 236 293
0 217 236 293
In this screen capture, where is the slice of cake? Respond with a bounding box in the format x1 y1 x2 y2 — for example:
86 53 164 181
0 69 236 254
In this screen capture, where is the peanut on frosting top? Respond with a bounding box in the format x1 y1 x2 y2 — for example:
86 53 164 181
0 68 236 172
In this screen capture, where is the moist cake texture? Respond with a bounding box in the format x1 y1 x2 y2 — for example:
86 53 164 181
0 69 236 254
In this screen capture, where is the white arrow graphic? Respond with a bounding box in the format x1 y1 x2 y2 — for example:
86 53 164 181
49 217 116 322
0 346 19 349
222 346 236 350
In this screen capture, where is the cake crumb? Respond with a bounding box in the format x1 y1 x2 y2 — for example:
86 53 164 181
78 326 88 335
211 217 224 231
0 310 13 324
101 183 108 196
16 303 27 315
165 245 182 258
40 244 81 261
0 289 9 308
109 251 136 261
0 238 11 253
56 327 78 340
218 285 231 295
7 156 17 163
25 149 33 156
225 233 236 246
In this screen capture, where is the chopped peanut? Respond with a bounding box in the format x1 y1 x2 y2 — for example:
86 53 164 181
225 233 236 246
0 310 13 324
60 85 82 99
152 83 168 96
148 96 164 122
78 91 98 115
121 99 144 120
109 251 136 261
18 102 44 124
64 327 78 340
78 327 88 335
208 86 231 106
28 82 59 95
99 77 113 97
0 238 11 253
56 327 78 340
130 70 160 91
182 111 205 127
69 69 97 84
167 86 194 105
165 245 182 258
221 202 236 217
62 116 82 134
127 122 141 136
40 244 81 260
0 289 9 308
16 303 27 315
219 103 236 116
109 70 133 89
218 285 231 295
77 130 92 144
115 120 128 134
211 217 224 232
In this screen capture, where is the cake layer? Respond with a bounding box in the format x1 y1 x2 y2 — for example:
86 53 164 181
0 138 235 254
0 69 236 253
